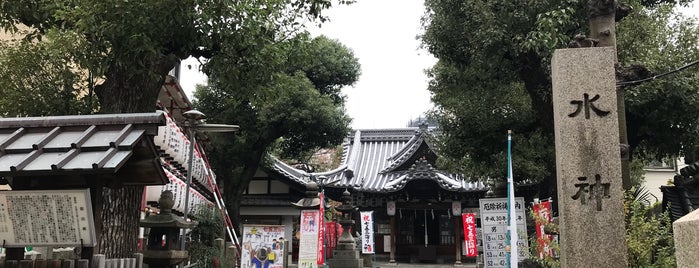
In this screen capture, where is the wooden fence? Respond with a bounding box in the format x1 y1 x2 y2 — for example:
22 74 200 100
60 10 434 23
0 253 143 268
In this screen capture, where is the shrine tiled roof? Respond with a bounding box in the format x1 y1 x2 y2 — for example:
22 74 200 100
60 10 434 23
661 162 699 222
661 185 699 222
268 127 488 193
0 112 168 186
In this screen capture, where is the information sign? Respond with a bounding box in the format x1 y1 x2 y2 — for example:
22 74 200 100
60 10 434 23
0 189 96 246
479 197 528 268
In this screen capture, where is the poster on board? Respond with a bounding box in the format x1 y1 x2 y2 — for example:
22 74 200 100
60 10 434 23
241 225 286 268
298 210 319 268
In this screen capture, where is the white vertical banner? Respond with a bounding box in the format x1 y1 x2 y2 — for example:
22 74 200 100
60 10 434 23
507 130 519 268
298 210 319 268
360 211 375 254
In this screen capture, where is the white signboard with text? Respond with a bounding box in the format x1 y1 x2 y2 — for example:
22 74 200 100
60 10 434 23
0 189 96 246
479 197 528 268
360 211 375 254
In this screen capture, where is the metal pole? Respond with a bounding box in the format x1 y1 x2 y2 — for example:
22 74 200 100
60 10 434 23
181 118 197 251
506 130 512 268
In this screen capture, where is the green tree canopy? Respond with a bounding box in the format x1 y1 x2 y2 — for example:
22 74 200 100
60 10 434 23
421 0 699 197
0 29 97 116
195 34 360 228
0 0 352 258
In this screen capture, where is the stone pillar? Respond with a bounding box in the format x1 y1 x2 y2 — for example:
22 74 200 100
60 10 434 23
551 47 628 267
673 209 699 267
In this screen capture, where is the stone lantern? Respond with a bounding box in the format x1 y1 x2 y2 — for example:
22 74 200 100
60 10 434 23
291 181 321 209
140 191 197 268
327 189 362 268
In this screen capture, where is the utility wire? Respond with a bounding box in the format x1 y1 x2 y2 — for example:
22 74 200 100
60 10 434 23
616 59 699 87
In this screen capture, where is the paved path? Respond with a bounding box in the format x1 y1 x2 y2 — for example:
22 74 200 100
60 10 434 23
373 262 478 268
290 262 479 268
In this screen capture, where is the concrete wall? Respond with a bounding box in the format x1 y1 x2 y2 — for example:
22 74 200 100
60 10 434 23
643 168 674 203
642 158 686 204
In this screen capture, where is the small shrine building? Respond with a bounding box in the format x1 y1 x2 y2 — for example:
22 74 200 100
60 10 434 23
242 124 505 264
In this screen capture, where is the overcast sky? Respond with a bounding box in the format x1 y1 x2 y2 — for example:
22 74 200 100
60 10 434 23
180 1 699 129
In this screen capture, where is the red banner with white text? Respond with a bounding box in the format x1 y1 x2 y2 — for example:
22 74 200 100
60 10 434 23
326 222 337 248
317 192 325 265
534 200 554 258
462 213 478 257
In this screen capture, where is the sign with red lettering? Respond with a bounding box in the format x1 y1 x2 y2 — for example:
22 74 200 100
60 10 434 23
241 225 286 268
462 213 478 257
360 211 375 254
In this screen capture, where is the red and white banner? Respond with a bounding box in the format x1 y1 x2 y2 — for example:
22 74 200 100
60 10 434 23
298 210 319 268
462 213 478 257
317 192 325 265
360 211 375 254
534 200 554 258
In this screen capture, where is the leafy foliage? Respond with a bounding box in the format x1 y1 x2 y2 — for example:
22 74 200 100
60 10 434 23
0 0 354 112
0 0 354 257
194 34 359 228
624 191 675 267
618 1 699 160
522 189 675 268
0 29 97 116
189 205 227 268
421 0 699 187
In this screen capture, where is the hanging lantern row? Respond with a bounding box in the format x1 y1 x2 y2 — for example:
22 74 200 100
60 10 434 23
145 168 214 213
154 112 213 192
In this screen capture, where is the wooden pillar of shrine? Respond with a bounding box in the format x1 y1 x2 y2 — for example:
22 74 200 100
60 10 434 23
454 215 462 265
389 215 396 263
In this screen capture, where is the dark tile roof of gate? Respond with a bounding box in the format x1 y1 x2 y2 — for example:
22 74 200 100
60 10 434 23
0 112 168 185
269 127 488 193
662 185 699 222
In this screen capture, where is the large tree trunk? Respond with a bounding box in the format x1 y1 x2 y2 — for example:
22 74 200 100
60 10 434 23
98 187 144 257
92 55 177 257
224 147 267 231
588 0 631 189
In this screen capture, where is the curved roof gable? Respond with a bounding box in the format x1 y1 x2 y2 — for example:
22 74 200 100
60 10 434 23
267 127 488 193
381 129 429 173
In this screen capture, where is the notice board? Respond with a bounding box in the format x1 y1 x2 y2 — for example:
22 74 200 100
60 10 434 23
0 189 96 246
